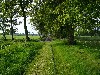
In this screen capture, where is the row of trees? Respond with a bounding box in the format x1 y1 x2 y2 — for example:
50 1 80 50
0 0 33 41
0 0 100 44
30 0 100 44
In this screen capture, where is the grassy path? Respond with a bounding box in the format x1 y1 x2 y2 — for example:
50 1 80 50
25 42 54 75
25 41 100 75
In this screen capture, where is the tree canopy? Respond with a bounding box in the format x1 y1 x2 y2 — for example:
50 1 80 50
30 0 100 44
0 0 100 44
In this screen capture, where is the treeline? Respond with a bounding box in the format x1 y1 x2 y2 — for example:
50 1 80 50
0 0 100 44
0 0 33 41
30 0 100 44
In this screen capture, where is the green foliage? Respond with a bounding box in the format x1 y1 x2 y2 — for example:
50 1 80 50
0 0 20 40
30 0 100 44
0 41 44 75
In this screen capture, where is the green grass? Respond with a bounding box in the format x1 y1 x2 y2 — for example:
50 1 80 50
0 41 44 75
0 35 40 40
0 36 100 75
24 40 100 75
25 43 54 75
51 40 100 75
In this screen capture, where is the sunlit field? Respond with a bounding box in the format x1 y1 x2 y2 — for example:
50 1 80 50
0 35 40 40
25 37 100 75
0 36 100 75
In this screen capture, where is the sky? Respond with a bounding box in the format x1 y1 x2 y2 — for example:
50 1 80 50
15 17 38 34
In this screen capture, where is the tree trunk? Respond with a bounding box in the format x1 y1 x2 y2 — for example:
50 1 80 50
39 31 42 40
10 16 14 40
2 28 6 40
20 0 30 41
67 25 76 45
11 26 14 40
23 10 30 41
2 18 6 40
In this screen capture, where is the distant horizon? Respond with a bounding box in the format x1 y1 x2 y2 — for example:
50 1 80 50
15 32 38 34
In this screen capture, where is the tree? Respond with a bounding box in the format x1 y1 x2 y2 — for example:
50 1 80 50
1 0 33 41
31 0 76 43
18 0 33 41
2 0 20 40
0 14 10 40
30 0 100 44
0 0 10 40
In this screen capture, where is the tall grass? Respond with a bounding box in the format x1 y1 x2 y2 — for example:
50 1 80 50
0 41 44 75
51 40 100 75
1 36 99 75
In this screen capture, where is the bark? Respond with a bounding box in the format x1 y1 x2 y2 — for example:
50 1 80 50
2 28 6 40
38 31 42 40
2 18 6 40
19 1 30 41
23 10 30 41
10 16 14 40
67 25 76 45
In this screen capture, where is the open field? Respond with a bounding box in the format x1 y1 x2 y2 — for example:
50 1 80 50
75 36 100 41
0 35 40 40
0 36 100 75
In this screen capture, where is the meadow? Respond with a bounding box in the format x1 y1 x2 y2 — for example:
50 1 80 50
0 35 100 75
0 35 40 40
